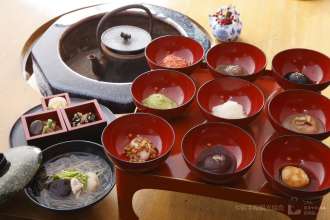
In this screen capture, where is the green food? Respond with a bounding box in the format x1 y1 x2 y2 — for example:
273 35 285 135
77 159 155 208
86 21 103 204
142 93 177 110
42 119 57 134
52 169 88 190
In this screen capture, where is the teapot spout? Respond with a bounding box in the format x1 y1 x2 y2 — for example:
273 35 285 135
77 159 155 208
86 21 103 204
87 54 106 78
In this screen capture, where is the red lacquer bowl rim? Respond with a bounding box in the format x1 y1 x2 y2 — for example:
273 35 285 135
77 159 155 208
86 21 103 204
271 48 330 87
181 122 257 177
267 89 330 136
131 69 197 112
206 41 267 77
196 77 265 121
261 134 330 195
102 112 175 164
145 35 205 70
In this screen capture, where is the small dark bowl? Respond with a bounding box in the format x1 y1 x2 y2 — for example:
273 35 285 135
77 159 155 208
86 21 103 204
131 69 196 119
21 109 68 148
206 42 267 81
41 93 71 111
145 35 204 74
102 113 175 172
271 48 330 91
181 122 256 184
197 77 265 127
24 140 116 211
261 135 330 199
267 89 330 140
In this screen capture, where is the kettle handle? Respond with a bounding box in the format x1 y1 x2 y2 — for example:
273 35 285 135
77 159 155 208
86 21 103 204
96 4 154 46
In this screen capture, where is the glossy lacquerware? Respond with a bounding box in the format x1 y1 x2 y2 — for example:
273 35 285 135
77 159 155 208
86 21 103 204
24 140 116 211
267 89 330 140
197 77 265 127
131 69 196 119
181 122 256 183
261 135 330 199
145 35 204 74
61 99 107 140
102 113 175 172
41 93 71 111
206 42 267 81
21 110 67 148
271 48 330 91
10 97 116 148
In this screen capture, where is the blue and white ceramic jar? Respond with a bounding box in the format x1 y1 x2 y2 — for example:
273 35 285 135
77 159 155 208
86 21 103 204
209 5 242 42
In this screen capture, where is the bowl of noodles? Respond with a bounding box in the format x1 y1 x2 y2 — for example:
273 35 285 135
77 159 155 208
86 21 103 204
24 140 115 211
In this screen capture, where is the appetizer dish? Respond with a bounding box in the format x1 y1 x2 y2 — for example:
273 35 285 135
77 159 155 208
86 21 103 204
212 100 247 119
215 64 248 76
145 35 204 74
124 135 159 162
159 53 190 68
196 145 236 174
271 48 330 91
30 152 112 209
267 89 330 140
181 122 256 183
102 113 175 172
48 97 68 110
142 93 178 110
206 42 266 81
209 5 242 42
131 69 196 119
29 119 59 136
282 113 325 134
71 112 97 127
280 165 310 188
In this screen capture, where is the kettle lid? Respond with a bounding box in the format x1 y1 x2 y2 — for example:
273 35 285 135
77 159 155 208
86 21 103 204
101 25 152 55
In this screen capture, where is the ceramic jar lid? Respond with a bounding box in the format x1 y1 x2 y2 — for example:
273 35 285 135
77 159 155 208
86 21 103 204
0 146 42 204
101 25 152 55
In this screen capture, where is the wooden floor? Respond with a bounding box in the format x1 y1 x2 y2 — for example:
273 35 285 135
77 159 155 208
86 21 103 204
0 0 330 219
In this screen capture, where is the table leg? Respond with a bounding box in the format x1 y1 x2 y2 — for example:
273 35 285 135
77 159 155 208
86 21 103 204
116 170 139 220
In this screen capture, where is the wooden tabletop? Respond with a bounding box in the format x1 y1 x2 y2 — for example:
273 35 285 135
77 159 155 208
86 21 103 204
0 0 330 219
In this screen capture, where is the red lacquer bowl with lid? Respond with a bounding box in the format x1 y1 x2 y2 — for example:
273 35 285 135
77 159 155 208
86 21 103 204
271 48 330 91
131 69 196 119
261 135 330 199
267 89 330 140
102 113 175 172
181 122 256 184
206 42 267 81
197 77 265 127
145 35 204 74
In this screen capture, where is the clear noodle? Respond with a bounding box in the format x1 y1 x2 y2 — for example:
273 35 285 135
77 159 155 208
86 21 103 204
34 153 112 209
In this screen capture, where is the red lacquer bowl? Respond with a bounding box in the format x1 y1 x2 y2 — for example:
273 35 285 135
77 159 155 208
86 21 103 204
102 113 175 172
206 42 267 81
181 122 256 184
131 69 196 119
267 89 330 140
261 135 330 199
197 77 265 127
145 35 204 74
271 48 330 91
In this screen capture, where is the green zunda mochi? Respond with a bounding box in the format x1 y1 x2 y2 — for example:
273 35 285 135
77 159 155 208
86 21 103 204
142 93 177 110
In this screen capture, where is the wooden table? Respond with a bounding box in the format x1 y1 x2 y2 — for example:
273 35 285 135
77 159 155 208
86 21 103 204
0 0 330 219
